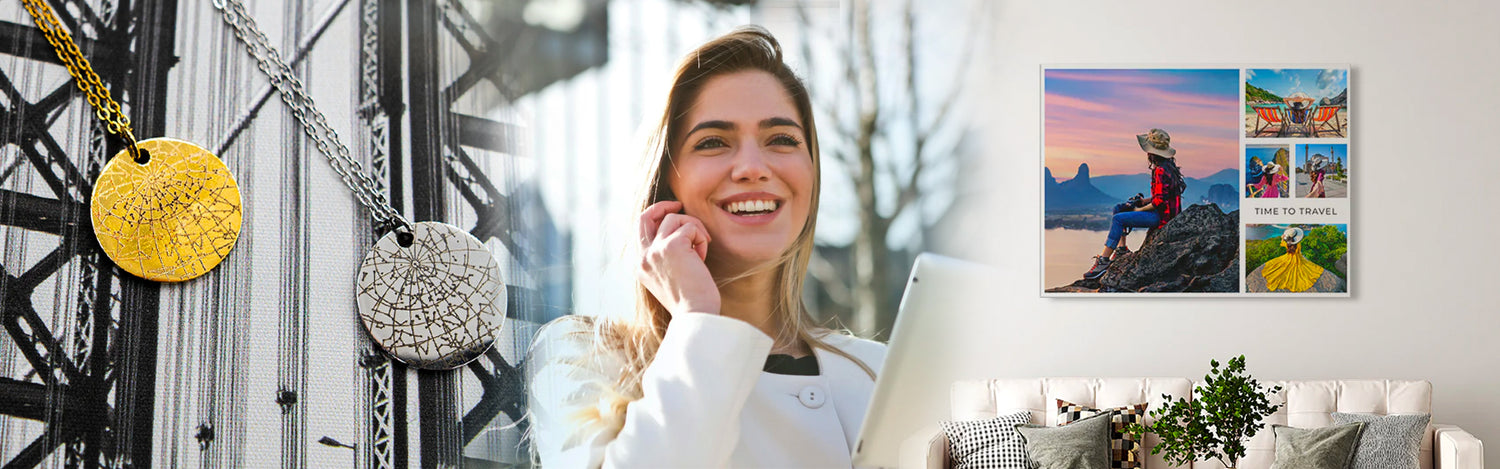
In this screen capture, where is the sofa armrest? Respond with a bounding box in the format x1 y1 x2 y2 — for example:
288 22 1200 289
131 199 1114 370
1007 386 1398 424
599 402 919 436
898 423 949 469
1434 424 1485 469
927 429 949 469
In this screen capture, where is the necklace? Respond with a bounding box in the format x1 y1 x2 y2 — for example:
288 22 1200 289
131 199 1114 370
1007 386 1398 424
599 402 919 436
21 0 243 282
213 0 505 370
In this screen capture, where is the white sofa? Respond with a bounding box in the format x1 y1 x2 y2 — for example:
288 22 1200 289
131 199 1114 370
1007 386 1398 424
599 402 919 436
908 378 1484 469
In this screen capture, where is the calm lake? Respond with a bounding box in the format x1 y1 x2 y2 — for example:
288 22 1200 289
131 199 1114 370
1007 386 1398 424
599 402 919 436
1044 228 1146 289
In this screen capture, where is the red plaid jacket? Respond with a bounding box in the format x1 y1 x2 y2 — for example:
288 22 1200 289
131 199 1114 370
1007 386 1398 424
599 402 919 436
1150 166 1181 228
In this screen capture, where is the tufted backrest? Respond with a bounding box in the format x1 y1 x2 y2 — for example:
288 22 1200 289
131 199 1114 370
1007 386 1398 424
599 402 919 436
951 378 1434 469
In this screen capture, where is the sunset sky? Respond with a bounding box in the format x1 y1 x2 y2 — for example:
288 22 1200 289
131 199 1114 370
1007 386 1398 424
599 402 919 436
1044 69 1239 179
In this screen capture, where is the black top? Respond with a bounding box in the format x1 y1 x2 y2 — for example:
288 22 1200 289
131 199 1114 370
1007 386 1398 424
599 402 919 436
763 353 819 376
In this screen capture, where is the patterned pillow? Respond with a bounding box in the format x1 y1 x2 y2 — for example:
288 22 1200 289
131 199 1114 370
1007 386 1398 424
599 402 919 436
1331 412 1431 469
1057 399 1148 469
939 410 1033 469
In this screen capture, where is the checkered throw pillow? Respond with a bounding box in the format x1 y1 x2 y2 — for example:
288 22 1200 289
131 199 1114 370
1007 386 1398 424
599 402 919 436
939 410 1032 469
1057 399 1148 469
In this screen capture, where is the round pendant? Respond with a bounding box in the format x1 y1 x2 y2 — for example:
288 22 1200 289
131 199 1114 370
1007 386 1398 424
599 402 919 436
90 138 243 282
356 221 505 370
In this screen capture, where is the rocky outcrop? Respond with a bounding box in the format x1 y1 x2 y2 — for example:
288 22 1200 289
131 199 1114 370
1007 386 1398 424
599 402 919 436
1202 183 1238 209
1045 163 1118 209
1047 204 1240 293
1321 88 1348 106
1073 163 1092 182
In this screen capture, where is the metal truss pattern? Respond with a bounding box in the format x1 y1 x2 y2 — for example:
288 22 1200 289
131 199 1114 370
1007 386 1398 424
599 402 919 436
357 1 401 467
0 0 176 467
2 1 542 466
408 1 531 465
366 0 534 466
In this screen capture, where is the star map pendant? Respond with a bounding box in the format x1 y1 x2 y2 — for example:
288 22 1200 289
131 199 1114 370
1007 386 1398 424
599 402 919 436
356 221 505 370
90 138 243 282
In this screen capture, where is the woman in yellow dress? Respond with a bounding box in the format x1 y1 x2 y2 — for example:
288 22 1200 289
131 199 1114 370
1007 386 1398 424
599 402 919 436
1262 227 1324 292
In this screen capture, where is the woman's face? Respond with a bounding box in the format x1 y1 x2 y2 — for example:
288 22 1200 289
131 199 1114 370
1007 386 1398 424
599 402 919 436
667 70 813 271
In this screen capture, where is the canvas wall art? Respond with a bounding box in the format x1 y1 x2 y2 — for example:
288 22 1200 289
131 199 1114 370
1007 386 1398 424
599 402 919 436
1043 66 1351 296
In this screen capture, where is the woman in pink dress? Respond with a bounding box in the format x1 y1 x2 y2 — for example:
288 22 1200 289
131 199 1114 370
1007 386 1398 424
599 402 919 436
1257 162 1288 198
1305 155 1329 198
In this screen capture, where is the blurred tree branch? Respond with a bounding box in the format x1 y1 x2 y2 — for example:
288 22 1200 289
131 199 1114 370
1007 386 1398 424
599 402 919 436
796 0 986 336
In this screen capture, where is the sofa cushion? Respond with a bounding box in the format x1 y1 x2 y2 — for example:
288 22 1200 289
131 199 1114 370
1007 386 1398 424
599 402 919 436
1219 380 1434 469
1057 399 1148 468
939 410 1032 469
1271 422 1364 469
1332 412 1431 469
1017 411 1113 469
956 379 1435 469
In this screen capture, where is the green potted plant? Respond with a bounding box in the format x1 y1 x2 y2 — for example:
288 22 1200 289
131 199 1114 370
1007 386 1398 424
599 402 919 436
1125 355 1283 469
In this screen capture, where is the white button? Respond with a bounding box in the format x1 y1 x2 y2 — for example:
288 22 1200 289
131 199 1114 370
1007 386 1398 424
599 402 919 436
798 385 826 409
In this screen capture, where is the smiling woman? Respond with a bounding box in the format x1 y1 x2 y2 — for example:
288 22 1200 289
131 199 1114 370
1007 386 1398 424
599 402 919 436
525 26 886 467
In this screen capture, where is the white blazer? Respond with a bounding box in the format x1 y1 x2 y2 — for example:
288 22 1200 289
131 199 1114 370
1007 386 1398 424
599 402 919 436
528 313 888 468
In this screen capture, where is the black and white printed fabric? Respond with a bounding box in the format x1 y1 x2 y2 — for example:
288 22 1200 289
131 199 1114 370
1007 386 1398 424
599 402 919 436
939 410 1033 469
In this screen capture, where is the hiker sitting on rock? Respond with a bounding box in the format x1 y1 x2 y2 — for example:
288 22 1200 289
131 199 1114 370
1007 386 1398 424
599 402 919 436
1083 128 1186 280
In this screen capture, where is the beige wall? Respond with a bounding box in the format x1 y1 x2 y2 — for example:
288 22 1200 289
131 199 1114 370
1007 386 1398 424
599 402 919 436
934 0 1500 463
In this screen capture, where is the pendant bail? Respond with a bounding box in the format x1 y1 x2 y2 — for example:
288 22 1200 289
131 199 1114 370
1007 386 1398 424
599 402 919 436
388 214 415 247
122 128 146 165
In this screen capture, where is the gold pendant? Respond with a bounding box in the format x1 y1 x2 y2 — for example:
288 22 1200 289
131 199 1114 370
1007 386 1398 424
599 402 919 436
90 138 243 282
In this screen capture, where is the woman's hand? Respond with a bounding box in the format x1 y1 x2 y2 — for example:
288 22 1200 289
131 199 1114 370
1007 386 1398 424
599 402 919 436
638 201 721 316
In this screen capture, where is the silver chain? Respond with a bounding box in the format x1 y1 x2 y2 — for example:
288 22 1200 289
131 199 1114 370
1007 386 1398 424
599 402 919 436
212 0 410 232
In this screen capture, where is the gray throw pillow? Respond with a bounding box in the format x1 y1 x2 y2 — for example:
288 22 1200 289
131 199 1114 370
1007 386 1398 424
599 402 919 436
1331 412 1431 469
1016 411 1112 469
1272 423 1364 469
940 410 1032 469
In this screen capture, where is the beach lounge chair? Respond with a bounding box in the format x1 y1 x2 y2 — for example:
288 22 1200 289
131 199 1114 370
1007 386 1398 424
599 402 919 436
1250 105 1288 137
1309 104 1345 137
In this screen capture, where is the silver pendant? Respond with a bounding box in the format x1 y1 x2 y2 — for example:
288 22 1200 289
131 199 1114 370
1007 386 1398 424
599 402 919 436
356 222 505 370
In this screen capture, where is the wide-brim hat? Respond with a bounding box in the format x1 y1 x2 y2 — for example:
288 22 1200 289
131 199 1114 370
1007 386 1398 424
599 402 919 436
1309 154 1329 170
1137 128 1176 158
1264 163 1281 175
1282 227 1305 245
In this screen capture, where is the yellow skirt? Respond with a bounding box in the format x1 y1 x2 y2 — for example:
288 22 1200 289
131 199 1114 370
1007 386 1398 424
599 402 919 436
1263 251 1324 292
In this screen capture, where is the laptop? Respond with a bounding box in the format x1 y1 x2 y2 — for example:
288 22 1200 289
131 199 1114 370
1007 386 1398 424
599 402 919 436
851 253 1005 468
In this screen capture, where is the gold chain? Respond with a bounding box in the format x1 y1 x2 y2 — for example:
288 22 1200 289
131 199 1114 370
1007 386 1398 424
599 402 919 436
20 0 141 161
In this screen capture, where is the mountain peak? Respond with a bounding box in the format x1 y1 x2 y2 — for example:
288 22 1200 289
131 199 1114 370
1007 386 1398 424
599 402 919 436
1075 163 1091 182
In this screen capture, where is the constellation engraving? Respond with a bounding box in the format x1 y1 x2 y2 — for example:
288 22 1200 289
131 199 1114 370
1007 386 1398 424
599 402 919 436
356 222 505 370
89 137 244 282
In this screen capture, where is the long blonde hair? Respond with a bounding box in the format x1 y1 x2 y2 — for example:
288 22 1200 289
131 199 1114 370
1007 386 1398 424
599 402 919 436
572 25 874 433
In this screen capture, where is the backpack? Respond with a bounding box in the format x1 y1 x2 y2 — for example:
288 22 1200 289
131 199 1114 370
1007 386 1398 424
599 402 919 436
1161 160 1187 200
